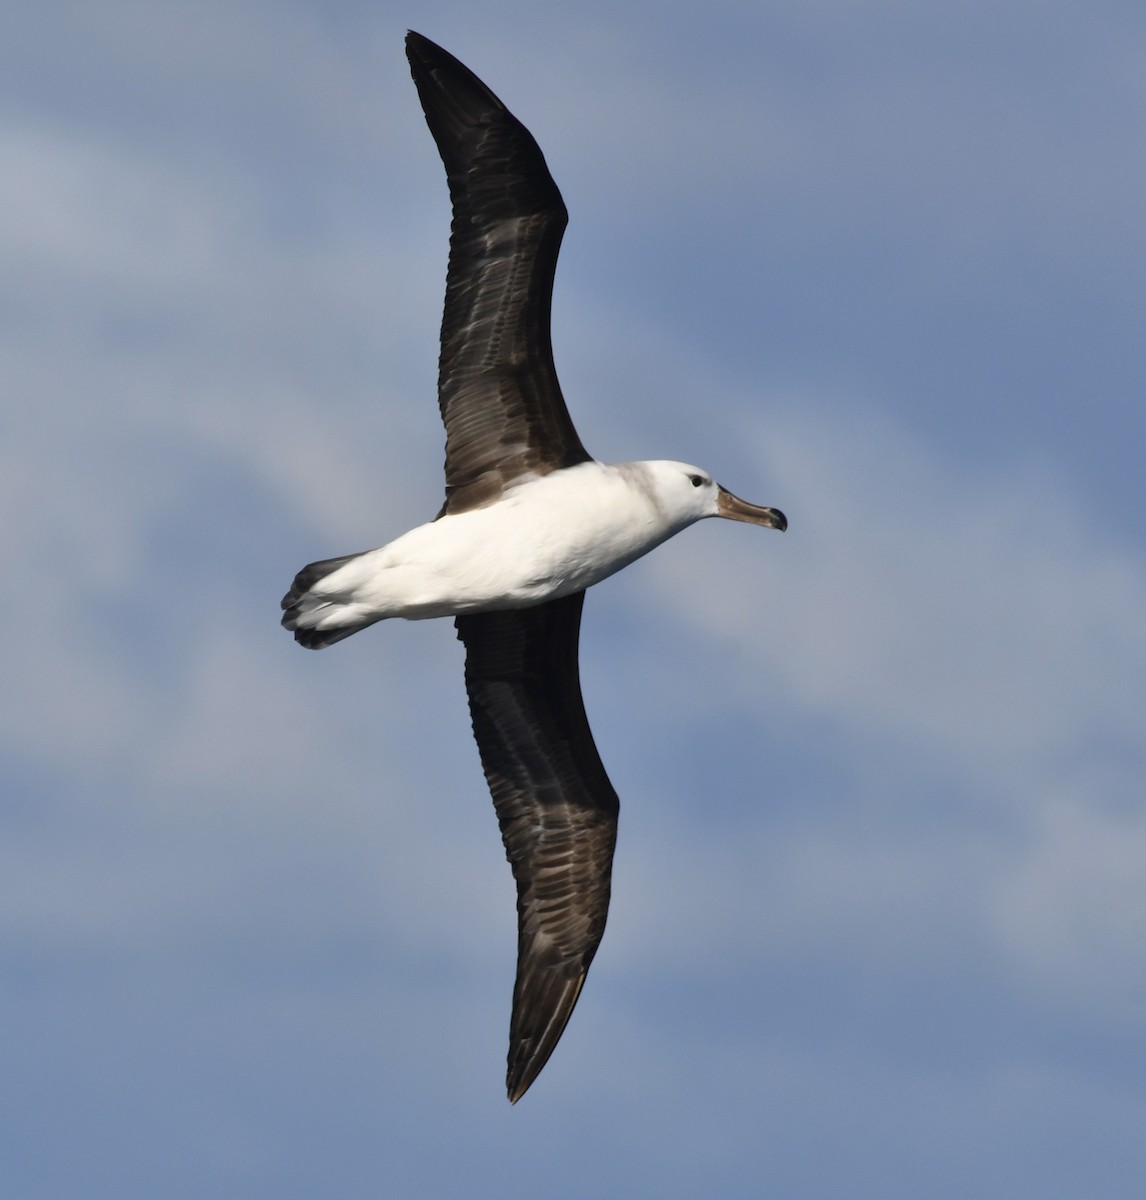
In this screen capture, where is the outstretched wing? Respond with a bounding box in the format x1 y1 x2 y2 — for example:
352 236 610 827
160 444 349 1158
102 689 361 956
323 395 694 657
455 592 619 1102
406 31 593 516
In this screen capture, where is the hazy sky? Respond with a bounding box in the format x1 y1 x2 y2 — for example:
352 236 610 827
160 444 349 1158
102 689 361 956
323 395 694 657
3 2 1145 1196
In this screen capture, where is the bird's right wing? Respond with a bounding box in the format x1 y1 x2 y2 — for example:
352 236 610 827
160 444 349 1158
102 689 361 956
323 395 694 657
406 31 593 516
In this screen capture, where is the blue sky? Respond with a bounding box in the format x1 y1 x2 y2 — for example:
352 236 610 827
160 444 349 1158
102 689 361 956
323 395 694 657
3 1 1145 1196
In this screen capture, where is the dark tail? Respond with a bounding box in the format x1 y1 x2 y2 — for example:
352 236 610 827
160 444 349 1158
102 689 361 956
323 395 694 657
280 552 374 649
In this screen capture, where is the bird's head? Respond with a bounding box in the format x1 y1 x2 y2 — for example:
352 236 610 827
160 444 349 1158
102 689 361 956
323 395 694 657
643 460 788 533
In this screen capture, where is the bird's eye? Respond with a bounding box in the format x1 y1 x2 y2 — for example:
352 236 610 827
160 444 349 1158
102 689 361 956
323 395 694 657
688 474 704 487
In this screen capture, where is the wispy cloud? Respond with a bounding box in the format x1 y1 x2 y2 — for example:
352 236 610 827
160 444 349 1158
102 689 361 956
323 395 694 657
2 3 1144 1196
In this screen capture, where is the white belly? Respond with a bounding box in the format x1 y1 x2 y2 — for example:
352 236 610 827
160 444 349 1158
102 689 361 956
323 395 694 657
323 462 677 621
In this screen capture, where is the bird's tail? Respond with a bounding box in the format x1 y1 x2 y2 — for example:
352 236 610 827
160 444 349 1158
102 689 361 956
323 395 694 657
280 552 378 649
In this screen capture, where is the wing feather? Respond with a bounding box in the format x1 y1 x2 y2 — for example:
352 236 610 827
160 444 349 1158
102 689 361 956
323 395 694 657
406 32 593 515
455 592 619 1101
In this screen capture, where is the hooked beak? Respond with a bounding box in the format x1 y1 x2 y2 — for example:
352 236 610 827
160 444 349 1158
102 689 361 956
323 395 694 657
716 486 788 531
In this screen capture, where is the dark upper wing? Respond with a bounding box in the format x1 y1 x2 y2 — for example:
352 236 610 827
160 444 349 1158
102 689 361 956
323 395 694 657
406 32 593 516
455 592 619 1102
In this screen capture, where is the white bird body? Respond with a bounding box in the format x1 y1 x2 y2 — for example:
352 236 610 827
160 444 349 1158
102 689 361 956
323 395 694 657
289 460 730 636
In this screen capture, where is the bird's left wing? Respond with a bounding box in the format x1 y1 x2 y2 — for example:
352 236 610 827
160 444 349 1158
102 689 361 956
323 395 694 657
455 592 619 1102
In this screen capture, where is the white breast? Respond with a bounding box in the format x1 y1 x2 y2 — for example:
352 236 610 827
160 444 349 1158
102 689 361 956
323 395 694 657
328 462 687 621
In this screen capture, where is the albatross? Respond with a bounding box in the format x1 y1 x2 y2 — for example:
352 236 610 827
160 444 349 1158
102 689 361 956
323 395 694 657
281 31 787 1102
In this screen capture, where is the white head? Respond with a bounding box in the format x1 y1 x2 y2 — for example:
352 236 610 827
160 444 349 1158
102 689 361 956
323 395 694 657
638 460 788 534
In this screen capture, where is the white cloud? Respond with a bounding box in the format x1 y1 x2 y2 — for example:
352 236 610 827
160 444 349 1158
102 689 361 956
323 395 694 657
994 796 1146 1020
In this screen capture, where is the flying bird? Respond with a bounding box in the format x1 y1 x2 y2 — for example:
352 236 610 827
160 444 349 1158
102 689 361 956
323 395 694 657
281 30 787 1102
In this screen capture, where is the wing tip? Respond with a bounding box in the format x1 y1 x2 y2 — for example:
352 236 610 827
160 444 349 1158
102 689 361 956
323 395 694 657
504 970 589 1103
404 29 434 63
